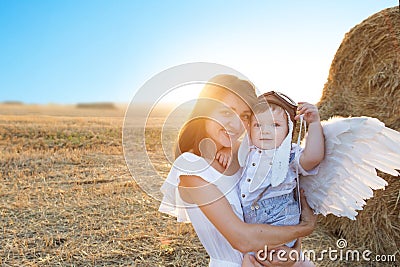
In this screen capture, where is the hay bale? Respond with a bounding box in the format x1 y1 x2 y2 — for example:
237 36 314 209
76 102 116 109
317 7 400 256
2 101 24 105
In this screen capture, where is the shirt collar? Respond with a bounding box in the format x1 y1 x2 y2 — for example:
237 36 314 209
249 145 276 156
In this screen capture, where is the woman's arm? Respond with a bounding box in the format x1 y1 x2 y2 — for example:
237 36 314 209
179 175 317 253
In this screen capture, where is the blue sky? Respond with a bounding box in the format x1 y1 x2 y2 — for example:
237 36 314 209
0 0 395 104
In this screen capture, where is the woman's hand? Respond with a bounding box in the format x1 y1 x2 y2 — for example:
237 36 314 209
298 190 317 235
247 238 302 266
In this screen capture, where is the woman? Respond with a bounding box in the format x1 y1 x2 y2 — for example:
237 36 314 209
159 74 317 266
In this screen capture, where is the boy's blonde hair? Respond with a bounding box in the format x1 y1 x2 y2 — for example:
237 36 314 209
251 102 288 122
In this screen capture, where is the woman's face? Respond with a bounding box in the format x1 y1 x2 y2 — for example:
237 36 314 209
204 92 251 149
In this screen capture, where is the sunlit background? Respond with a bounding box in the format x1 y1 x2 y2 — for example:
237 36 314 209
0 0 395 105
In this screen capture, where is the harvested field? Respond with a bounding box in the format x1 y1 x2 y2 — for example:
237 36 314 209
0 104 397 266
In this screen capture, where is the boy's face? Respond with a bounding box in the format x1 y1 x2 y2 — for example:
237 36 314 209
250 109 289 150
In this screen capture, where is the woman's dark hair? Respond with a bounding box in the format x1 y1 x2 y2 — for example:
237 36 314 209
175 74 257 158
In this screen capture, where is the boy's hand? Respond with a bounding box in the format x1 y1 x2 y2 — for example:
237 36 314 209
295 102 320 124
215 147 232 168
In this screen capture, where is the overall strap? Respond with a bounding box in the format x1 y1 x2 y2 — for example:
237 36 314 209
295 115 306 214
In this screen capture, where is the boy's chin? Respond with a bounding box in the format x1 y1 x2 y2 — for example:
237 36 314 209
255 144 275 150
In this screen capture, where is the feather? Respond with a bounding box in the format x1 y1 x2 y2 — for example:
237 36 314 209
301 116 400 220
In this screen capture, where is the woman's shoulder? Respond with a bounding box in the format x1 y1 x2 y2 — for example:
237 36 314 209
176 151 201 161
175 152 206 168
173 152 213 177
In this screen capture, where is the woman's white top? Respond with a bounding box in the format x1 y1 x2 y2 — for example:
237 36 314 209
158 152 244 267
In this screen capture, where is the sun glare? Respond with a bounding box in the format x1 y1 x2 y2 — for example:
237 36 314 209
157 83 204 105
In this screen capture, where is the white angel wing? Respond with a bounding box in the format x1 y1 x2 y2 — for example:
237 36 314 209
301 116 400 220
